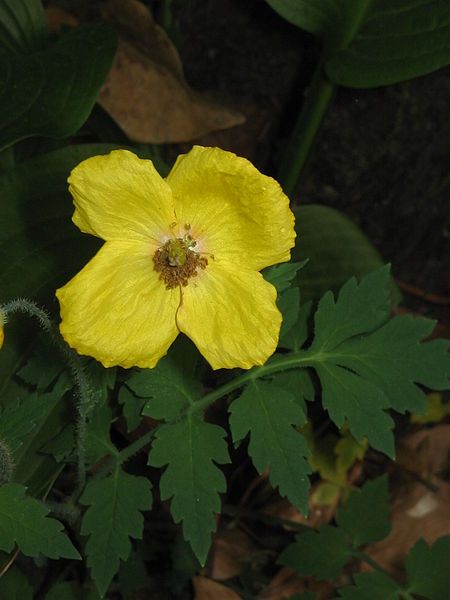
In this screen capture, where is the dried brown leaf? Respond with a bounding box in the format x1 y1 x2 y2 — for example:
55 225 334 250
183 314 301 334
193 576 242 600
98 0 244 143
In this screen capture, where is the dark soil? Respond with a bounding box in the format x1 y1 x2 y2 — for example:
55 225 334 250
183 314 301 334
173 0 450 323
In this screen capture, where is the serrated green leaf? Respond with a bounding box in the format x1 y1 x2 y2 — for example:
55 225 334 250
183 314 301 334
0 565 33 600
0 0 47 54
137 339 201 420
279 287 301 344
337 571 401 599
80 468 152 597
229 380 310 514
270 368 315 416
45 581 101 600
301 267 450 456
148 415 229 565
405 535 450 600
335 315 450 414
45 583 95 600
0 20 117 151
337 476 390 547
0 483 80 559
292 205 389 303
279 525 350 580
309 266 391 351
263 261 308 292
118 385 146 433
326 1 450 88
85 403 117 465
279 300 312 352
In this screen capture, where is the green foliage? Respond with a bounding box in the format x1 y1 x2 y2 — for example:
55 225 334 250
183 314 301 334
148 415 229 566
337 572 401 599
280 524 350 580
302 266 450 455
0 0 117 151
405 536 450 600
265 0 341 39
292 205 389 302
327 1 450 88
45 582 101 600
279 476 390 579
0 483 80 558
229 380 311 514
267 0 450 87
80 467 152 597
336 476 390 546
0 566 33 600
263 260 307 292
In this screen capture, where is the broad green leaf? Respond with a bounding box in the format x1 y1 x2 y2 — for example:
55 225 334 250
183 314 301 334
279 525 350 580
0 21 117 150
263 261 307 292
16 341 66 391
0 566 33 600
0 387 69 455
229 380 311 514
148 415 229 565
326 1 450 88
265 0 341 38
337 476 390 547
302 267 450 455
0 144 129 491
292 205 388 302
0 0 47 54
80 468 152 597
405 536 450 600
0 483 80 559
271 368 315 415
337 571 401 599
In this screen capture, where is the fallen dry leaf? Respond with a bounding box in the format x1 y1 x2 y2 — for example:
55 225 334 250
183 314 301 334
397 423 450 478
207 526 259 580
193 576 242 600
259 567 335 600
98 0 244 143
364 480 450 579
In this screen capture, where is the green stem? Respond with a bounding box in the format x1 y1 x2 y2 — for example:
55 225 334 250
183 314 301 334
350 549 392 578
278 0 375 196
278 65 335 196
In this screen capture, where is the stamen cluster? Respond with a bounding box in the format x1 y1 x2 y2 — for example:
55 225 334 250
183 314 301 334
153 237 207 289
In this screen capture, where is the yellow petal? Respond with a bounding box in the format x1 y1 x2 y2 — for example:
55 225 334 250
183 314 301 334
69 150 175 242
166 146 296 271
176 259 281 369
56 241 180 368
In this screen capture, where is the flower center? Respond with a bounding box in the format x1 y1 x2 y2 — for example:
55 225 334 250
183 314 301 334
153 234 208 289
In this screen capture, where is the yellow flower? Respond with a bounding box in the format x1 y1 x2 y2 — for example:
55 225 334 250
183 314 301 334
56 147 295 370
0 310 4 350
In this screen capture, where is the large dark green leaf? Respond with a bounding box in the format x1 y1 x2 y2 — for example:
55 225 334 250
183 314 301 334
293 205 388 301
326 0 450 87
0 25 117 151
0 0 47 54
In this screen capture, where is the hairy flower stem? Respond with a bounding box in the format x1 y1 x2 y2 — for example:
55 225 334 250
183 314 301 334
1 299 93 495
